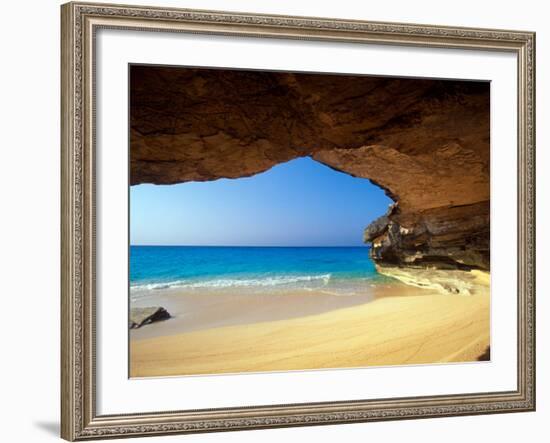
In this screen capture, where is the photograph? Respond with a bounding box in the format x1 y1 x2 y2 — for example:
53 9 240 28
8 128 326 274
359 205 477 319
0 0 543 440
128 65 491 378
55 1 536 440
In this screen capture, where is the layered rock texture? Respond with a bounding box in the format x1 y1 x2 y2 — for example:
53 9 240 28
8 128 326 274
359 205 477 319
131 66 490 287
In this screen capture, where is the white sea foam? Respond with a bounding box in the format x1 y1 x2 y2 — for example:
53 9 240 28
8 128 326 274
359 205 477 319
130 274 333 292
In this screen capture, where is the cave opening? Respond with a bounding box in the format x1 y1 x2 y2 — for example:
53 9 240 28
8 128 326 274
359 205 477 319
128 66 492 377
130 156 392 248
130 65 490 273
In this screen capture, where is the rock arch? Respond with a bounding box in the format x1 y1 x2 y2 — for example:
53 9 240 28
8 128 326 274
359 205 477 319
130 65 490 273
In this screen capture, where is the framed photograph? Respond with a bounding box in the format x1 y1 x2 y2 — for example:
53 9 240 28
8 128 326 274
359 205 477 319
61 1 536 440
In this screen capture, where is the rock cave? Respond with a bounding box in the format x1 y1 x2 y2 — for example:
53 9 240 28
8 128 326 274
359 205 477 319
130 65 490 289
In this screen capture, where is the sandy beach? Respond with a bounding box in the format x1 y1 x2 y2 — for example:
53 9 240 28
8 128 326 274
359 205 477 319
130 275 490 377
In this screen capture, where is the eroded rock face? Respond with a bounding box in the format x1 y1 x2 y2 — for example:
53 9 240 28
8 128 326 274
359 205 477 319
130 66 490 272
366 202 489 270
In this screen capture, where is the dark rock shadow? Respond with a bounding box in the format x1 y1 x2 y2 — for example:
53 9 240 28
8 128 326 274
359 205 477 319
477 346 491 361
33 421 59 436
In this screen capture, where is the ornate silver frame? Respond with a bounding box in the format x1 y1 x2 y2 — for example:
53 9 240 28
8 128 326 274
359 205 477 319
61 2 536 440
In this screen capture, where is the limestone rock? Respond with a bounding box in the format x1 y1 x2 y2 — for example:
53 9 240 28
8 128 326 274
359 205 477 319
375 266 490 296
366 201 489 270
364 215 390 243
130 307 171 329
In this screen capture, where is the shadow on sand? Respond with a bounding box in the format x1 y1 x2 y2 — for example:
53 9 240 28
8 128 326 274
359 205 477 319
477 346 491 361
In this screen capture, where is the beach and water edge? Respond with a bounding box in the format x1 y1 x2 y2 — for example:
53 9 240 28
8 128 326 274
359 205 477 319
129 246 490 378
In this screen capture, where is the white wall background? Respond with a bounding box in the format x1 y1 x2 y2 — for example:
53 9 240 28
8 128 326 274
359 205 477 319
0 0 546 442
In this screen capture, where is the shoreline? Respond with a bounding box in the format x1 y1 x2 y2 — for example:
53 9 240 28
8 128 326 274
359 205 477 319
129 280 406 340
130 274 490 377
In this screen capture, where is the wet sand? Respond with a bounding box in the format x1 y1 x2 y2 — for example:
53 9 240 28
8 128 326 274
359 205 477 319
130 278 490 377
130 283 404 340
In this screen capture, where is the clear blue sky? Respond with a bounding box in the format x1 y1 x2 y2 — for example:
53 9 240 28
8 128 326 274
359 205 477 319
130 157 392 246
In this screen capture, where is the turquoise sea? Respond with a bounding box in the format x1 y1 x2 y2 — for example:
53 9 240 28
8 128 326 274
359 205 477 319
130 246 390 298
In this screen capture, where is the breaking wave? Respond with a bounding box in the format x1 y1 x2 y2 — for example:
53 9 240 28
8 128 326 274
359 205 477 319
130 274 333 292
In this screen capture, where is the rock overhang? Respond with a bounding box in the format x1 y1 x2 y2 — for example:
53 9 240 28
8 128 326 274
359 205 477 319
130 65 490 272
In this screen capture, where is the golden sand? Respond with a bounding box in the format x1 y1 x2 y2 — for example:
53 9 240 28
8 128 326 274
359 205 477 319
130 280 489 377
